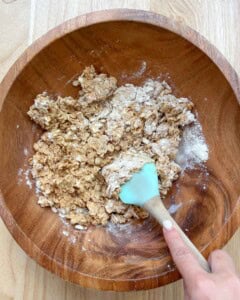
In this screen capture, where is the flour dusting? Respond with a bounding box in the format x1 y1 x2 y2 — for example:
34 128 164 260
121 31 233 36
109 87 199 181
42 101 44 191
17 167 33 189
18 168 23 177
24 148 29 156
75 224 87 231
69 235 77 244
176 121 209 170
133 61 147 78
168 203 182 214
62 230 69 237
24 169 32 189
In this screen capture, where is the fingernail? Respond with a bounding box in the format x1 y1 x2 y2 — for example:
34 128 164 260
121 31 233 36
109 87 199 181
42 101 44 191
163 220 173 231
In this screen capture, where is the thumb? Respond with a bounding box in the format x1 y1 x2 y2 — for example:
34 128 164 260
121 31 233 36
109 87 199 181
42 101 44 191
208 249 236 274
163 220 205 282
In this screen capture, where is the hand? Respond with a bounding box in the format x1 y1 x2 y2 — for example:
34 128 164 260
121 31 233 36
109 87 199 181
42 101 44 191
163 220 240 300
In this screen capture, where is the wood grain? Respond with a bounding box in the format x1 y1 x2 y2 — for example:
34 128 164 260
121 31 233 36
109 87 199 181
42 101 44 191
0 10 240 292
0 1 240 299
0 0 31 82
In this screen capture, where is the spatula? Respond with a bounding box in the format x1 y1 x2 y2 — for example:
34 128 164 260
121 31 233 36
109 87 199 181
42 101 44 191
119 162 210 272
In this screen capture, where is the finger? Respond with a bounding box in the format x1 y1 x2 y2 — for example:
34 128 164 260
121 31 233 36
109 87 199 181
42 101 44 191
183 281 191 300
208 249 236 274
163 221 205 282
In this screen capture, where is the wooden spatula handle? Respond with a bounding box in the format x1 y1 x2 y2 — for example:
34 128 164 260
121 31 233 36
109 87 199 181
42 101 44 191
144 196 211 273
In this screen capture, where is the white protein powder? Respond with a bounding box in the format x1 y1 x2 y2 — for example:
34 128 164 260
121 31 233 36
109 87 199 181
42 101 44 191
176 121 209 170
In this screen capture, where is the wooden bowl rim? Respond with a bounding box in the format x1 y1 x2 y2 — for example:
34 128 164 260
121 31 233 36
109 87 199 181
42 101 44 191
0 9 240 291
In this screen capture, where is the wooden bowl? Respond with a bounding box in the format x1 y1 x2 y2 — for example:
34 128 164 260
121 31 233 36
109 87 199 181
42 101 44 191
0 9 240 291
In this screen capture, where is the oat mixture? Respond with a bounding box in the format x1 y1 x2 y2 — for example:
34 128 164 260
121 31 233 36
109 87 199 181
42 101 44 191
28 66 195 227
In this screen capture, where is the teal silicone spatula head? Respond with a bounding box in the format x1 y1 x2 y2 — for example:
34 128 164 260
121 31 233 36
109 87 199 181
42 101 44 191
119 162 159 206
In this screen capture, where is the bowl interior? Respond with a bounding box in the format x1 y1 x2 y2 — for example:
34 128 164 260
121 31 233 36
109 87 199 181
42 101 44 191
0 20 240 290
